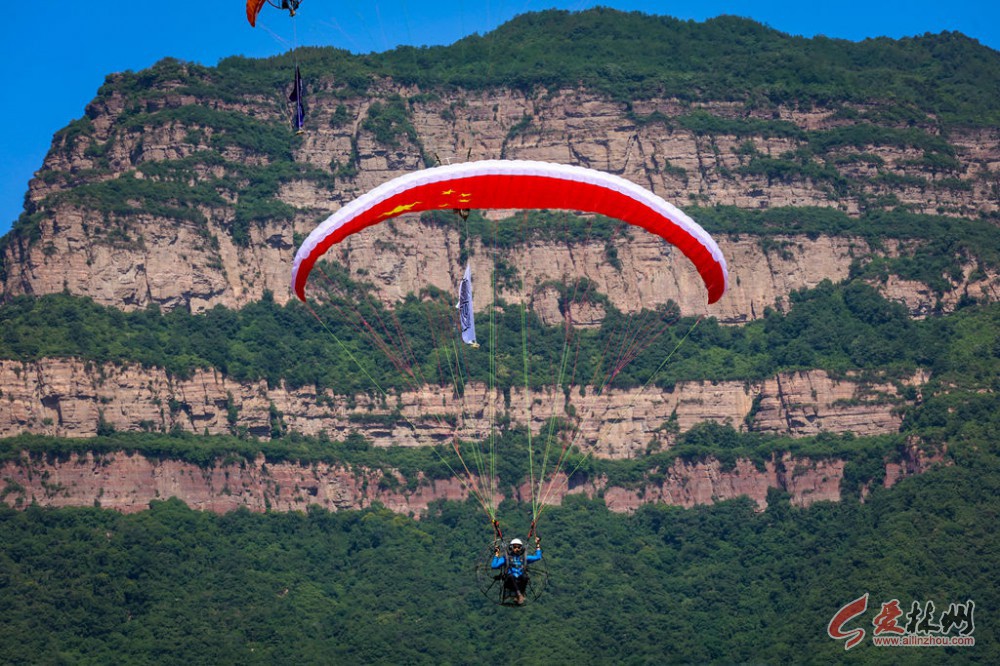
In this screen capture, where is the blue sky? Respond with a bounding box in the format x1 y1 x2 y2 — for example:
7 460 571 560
1 1 998 237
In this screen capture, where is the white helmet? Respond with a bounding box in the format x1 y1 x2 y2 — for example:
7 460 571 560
510 538 524 547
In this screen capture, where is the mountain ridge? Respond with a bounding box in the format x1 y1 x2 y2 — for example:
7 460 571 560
1 8 997 516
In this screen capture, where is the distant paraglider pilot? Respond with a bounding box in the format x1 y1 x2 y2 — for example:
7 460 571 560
491 537 542 605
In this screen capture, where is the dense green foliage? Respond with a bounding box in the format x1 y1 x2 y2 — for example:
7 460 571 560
206 10 1000 127
0 271 996 662
0 429 453 477
1 449 996 663
1 277 995 394
362 95 422 150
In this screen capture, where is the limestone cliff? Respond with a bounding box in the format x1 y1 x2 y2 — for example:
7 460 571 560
0 359 921 452
2 82 998 316
0 445 938 516
0 44 990 517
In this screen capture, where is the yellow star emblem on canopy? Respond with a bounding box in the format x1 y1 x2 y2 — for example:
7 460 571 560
378 201 420 218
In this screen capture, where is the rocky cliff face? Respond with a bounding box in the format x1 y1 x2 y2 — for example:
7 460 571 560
0 445 938 516
0 359 921 452
3 84 998 316
0 67 986 516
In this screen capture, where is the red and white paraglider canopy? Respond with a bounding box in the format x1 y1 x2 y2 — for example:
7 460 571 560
291 160 728 303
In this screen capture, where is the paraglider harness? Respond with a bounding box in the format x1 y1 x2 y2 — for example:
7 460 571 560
478 520 547 606
274 0 300 16
247 2 306 132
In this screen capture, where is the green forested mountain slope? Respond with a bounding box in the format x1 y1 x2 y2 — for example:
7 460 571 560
1 450 996 663
369 10 1000 124
176 9 1000 126
0 10 998 661
0 9 995 478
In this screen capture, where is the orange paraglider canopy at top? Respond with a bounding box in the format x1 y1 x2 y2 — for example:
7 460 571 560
246 0 267 27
